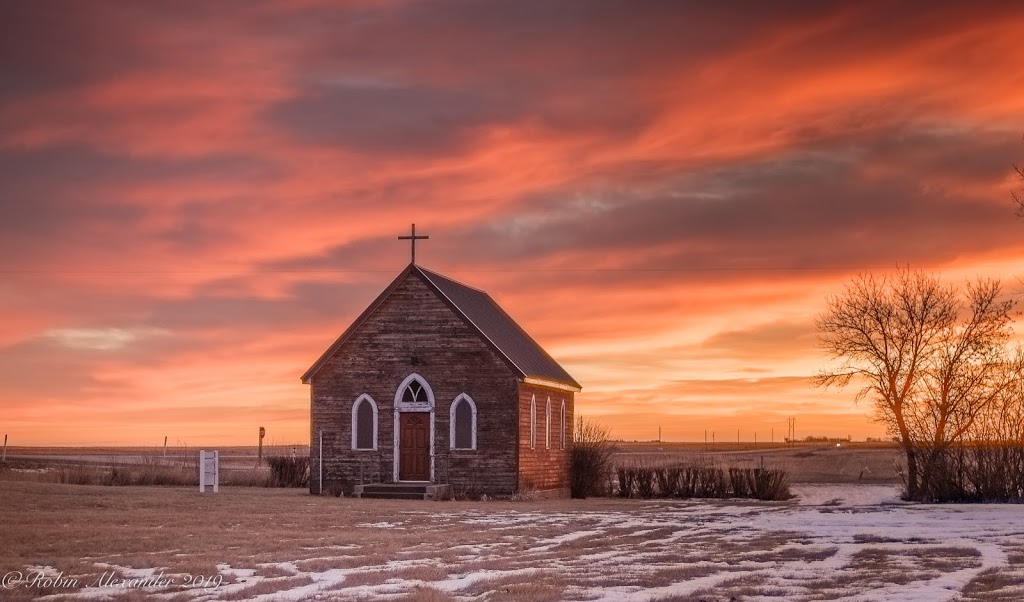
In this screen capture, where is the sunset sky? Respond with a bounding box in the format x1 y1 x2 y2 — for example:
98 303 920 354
2 1 1023 446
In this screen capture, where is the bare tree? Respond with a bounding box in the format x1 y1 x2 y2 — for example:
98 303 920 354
1014 162 1024 220
975 350 1024 443
1014 134 1024 219
815 270 1016 499
911 279 1016 465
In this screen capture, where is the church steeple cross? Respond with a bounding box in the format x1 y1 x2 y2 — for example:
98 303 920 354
398 223 429 264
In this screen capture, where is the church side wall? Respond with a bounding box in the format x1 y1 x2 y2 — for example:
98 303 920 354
310 273 520 496
516 383 574 496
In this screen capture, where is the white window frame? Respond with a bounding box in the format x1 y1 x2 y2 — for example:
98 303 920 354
351 394 378 450
449 393 478 450
545 397 551 449
560 400 567 450
530 395 537 450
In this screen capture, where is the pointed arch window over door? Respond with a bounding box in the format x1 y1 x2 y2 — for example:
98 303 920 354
403 379 429 403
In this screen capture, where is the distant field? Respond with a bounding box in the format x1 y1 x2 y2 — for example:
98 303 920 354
2 445 309 486
3 442 904 489
2 444 308 467
612 441 904 484
3 480 1022 601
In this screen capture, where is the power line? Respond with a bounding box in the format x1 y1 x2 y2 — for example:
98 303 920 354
0 264 916 275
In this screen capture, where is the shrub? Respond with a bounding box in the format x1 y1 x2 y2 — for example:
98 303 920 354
571 417 616 498
616 463 790 501
266 456 309 488
907 443 1024 503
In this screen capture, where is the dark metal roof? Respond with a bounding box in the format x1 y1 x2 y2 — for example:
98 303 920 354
417 266 581 390
301 264 581 390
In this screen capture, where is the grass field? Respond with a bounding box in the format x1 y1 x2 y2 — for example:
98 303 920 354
4 444 1018 601
5 475 1024 601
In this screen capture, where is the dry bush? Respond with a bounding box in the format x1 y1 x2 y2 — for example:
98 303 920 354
266 456 309 488
909 444 1024 503
571 417 616 498
222 468 270 487
617 464 790 500
52 459 197 487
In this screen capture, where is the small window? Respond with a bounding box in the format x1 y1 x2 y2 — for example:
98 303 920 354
402 379 428 403
530 395 537 449
560 400 567 450
545 398 551 449
450 394 477 450
351 395 378 450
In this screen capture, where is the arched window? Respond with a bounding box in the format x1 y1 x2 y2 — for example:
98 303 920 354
545 397 551 449
395 373 434 410
450 394 477 450
402 379 429 403
351 394 378 450
560 400 567 450
530 395 537 450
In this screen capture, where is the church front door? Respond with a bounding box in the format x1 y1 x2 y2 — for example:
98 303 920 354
398 412 430 481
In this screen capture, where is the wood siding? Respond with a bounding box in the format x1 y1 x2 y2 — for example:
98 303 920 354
309 271 522 496
516 382 574 495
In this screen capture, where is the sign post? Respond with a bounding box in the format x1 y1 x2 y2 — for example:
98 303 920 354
199 450 219 493
258 427 265 465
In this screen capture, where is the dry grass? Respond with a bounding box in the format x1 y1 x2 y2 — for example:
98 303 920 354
395 586 459 602
961 568 1024 602
219 575 314 600
2 479 1020 601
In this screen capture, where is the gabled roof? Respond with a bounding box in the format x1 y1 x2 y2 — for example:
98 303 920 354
300 264 581 391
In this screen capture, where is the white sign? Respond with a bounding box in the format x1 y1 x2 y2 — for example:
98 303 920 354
199 450 219 493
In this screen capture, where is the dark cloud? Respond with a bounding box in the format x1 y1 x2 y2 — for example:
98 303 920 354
0 147 278 263
0 3 155 95
426 125 1023 281
266 83 516 154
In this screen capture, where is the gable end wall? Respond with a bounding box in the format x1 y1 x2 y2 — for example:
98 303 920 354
310 273 521 496
516 382 574 496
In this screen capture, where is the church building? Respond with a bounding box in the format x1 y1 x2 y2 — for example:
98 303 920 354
302 231 581 498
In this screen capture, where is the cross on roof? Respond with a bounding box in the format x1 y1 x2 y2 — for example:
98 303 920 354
398 223 429 264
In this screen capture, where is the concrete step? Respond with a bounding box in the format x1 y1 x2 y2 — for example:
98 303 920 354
359 491 428 500
361 484 428 495
353 483 451 500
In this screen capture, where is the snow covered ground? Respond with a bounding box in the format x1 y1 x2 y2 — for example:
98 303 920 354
38 484 1024 601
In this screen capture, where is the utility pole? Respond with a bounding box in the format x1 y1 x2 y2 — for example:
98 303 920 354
2 434 6 462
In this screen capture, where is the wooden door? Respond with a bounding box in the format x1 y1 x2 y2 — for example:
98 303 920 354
398 412 430 481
